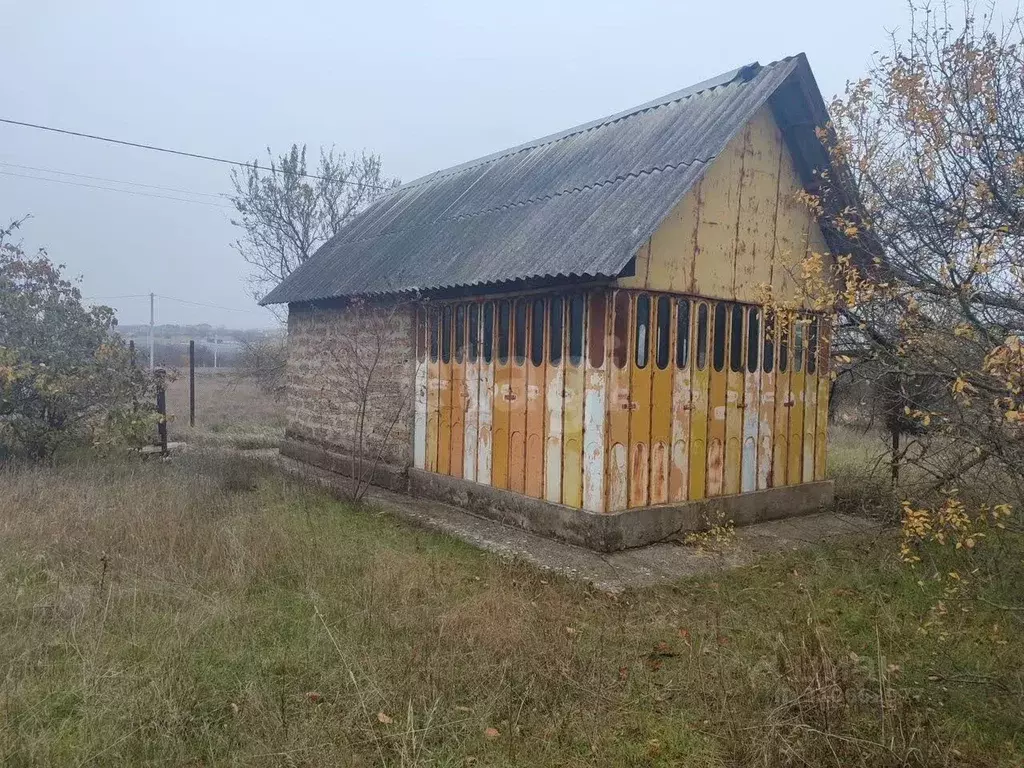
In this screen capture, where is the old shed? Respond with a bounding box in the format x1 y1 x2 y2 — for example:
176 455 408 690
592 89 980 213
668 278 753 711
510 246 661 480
263 54 852 551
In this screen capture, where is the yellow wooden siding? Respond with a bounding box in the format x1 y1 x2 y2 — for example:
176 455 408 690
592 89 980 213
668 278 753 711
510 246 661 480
417 105 838 510
617 105 829 309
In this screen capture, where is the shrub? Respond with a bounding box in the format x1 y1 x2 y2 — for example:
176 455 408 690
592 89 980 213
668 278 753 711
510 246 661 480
0 218 152 459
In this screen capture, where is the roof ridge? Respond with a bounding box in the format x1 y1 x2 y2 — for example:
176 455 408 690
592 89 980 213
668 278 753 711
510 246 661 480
397 60 766 192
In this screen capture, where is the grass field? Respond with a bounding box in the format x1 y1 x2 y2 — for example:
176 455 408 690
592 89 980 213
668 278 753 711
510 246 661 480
1 446 1022 766
163 368 285 449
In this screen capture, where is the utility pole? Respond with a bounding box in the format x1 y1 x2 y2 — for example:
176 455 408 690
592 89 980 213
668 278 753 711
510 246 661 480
213 336 218 369
148 292 155 371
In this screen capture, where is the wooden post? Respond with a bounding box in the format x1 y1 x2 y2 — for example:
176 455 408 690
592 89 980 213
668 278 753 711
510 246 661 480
155 367 168 456
189 339 196 428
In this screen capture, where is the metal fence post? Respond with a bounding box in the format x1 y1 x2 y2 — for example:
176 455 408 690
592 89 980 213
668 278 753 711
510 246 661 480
189 339 196 428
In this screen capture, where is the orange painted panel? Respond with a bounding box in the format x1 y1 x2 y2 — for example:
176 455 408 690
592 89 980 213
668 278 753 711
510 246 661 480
491 302 512 489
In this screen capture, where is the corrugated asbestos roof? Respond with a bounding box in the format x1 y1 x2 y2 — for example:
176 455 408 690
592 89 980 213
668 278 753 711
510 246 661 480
262 54 829 305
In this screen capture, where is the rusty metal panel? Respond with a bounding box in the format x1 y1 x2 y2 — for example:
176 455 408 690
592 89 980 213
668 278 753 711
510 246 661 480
477 302 495 486
544 366 564 503
725 305 745 496
693 139 743 303
801 317 819 482
508 299 529 494
607 290 633 511
437 306 453 476
772 314 792 485
582 291 608 512
544 297 565 504
450 305 467 479
771 152 811 304
706 302 728 496
629 294 653 508
463 305 480 482
562 362 585 509
741 308 761 493
649 296 674 505
525 298 547 499
802 369 817 483
733 111 782 304
669 298 692 502
689 301 711 500
644 182 700 294
491 301 512 489
786 318 807 485
427 308 441 474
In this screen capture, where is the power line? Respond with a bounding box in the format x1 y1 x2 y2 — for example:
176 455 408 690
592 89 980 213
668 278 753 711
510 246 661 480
84 292 264 315
0 169 233 208
0 116 391 189
156 294 264 314
0 161 227 198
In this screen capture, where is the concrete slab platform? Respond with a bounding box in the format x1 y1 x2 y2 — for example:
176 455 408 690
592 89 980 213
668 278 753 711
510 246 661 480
262 451 880 592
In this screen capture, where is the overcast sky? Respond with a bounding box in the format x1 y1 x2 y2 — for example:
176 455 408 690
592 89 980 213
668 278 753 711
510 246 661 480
1 1 1009 327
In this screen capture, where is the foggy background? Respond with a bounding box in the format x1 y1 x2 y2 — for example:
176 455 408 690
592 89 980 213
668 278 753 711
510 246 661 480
2 0 1003 328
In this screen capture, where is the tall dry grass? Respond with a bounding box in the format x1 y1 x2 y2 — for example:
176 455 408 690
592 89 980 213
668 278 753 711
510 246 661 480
0 452 1020 766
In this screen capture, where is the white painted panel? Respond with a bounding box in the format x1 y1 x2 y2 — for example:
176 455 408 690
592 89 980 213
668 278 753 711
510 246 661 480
582 369 607 513
544 367 564 503
477 357 494 485
464 359 479 481
741 369 760 492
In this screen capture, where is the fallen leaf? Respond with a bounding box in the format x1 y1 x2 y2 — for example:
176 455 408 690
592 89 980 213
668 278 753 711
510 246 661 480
377 711 393 724
618 666 629 681
484 727 500 739
306 692 322 703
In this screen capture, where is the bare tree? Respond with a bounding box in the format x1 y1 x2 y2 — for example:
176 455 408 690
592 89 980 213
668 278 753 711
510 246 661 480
229 145 399 304
296 300 412 501
805 2 1024 506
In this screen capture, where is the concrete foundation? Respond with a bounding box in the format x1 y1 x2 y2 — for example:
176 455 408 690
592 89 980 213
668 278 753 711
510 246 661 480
280 437 834 552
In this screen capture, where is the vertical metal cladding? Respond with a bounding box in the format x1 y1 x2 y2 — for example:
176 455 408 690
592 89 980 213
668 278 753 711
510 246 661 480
582 291 608 512
669 298 692 502
477 302 495 485
562 293 586 508
741 306 761 493
419 291 830 510
544 296 565 504
606 290 633 512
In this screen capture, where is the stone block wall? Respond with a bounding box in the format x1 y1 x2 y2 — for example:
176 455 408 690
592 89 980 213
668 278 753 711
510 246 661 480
285 300 415 467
